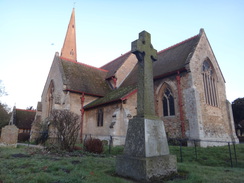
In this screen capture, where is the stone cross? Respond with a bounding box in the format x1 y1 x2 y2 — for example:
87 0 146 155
116 31 177 181
131 31 157 118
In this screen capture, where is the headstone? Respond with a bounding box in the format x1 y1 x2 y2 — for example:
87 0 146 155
116 31 177 181
0 125 19 147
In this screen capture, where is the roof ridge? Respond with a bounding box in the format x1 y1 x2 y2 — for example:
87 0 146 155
60 57 108 72
157 34 198 54
100 51 131 69
16 108 36 112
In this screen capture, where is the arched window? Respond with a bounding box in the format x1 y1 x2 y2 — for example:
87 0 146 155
162 88 175 116
202 59 218 107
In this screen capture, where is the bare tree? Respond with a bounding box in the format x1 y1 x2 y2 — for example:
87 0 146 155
50 109 80 151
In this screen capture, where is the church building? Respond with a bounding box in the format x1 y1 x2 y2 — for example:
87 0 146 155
30 9 238 146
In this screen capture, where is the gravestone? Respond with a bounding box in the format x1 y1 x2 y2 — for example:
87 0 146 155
0 125 19 147
116 31 177 181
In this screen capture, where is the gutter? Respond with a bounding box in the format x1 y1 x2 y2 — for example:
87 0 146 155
64 89 104 97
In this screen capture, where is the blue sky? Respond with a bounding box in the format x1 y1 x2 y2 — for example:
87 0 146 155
0 0 243 109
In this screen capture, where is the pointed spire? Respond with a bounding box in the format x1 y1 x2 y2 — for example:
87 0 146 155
60 8 77 62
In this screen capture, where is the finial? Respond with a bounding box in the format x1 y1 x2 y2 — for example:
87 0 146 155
73 1 76 8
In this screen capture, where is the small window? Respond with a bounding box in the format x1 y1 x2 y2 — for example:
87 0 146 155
97 108 103 127
162 88 175 116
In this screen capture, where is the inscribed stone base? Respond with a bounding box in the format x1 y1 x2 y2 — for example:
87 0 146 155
123 117 169 157
116 154 177 181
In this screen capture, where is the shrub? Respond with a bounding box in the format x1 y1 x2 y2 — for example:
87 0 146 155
84 138 103 154
50 110 80 151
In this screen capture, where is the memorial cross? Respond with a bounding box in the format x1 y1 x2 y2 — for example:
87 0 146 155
131 31 157 118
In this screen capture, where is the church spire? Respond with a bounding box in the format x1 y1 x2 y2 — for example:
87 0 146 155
60 8 77 62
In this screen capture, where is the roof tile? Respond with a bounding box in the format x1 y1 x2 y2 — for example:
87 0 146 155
60 58 111 96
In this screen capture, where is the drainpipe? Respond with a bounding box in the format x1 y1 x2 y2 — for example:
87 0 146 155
80 92 85 142
176 71 185 138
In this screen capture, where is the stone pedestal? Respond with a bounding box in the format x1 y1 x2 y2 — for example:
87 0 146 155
116 118 177 181
124 118 169 157
116 154 177 181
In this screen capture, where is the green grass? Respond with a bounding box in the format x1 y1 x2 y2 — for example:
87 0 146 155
170 144 244 168
0 144 243 183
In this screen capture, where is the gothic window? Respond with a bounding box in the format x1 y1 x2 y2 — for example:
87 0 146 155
202 59 218 107
162 88 175 116
97 108 103 127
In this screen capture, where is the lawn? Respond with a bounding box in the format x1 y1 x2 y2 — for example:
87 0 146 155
0 144 243 183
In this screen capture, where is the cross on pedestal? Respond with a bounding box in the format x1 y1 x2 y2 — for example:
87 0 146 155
132 31 157 118
116 31 177 182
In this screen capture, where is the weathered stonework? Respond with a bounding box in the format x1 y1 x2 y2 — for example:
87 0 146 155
123 118 169 157
0 125 18 147
185 30 238 145
116 154 177 181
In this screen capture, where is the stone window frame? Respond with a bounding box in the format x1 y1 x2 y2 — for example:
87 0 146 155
97 108 104 127
156 82 177 118
162 87 176 117
202 59 219 107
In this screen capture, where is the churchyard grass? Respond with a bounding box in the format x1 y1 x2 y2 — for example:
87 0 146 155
0 144 243 183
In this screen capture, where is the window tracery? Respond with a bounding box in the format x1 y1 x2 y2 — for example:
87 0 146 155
202 60 218 107
163 88 175 116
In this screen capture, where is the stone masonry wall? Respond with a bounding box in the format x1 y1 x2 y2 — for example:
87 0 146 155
83 91 137 146
83 103 123 143
154 72 190 139
187 30 238 144
41 55 65 121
